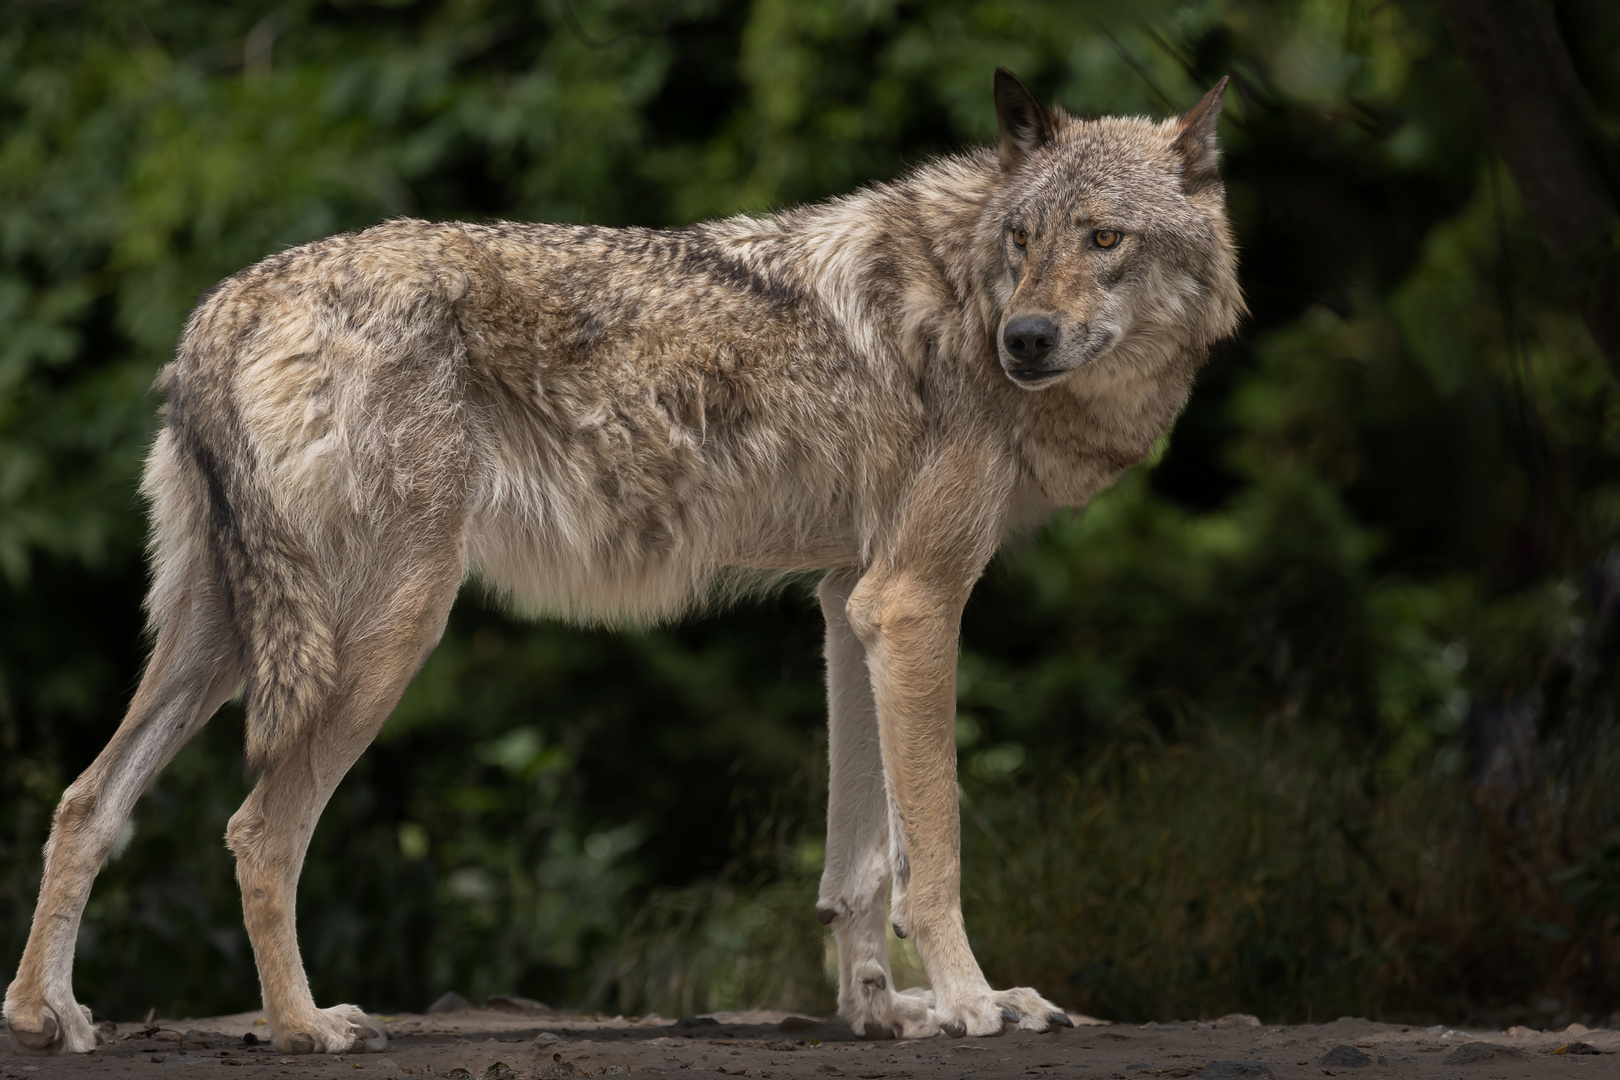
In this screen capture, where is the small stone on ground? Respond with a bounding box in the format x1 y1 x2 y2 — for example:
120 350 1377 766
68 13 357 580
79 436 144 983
426 991 473 1014
1443 1040 1526 1064
1316 1044 1373 1067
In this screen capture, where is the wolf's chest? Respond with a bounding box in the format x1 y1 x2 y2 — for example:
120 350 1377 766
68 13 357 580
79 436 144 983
1016 370 1193 506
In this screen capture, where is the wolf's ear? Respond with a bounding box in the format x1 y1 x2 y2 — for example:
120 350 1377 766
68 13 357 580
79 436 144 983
1173 76 1229 194
994 68 1055 171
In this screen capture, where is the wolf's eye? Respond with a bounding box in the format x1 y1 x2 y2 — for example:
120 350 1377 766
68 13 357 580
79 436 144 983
1012 228 1028 247
1094 229 1120 248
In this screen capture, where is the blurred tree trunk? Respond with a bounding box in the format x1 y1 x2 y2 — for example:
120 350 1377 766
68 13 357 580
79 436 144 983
1442 0 1620 383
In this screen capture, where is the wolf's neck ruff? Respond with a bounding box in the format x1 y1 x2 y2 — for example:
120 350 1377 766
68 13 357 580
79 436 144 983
6 69 1240 1054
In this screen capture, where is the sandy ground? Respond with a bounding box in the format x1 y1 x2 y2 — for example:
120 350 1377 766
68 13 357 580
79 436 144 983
6 1003 1617 1079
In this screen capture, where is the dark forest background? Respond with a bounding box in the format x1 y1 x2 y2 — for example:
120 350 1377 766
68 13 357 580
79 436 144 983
4 0 1620 1029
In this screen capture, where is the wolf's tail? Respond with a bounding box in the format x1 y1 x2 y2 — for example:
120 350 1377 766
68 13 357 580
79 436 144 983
144 318 340 770
148 241 476 767
145 228 479 767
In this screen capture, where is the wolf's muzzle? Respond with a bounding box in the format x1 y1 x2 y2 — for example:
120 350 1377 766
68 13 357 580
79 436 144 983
1003 315 1059 365
1001 314 1068 387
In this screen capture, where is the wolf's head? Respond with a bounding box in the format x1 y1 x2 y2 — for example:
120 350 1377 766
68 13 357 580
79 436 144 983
980 70 1244 391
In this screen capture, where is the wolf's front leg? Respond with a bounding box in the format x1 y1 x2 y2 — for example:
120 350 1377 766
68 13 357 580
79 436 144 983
816 570 938 1039
844 569 1070 1038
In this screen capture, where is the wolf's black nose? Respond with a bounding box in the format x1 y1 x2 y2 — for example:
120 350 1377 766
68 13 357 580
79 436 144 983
1003 315 1059 363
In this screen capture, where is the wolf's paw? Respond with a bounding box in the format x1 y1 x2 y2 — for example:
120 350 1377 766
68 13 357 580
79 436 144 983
273 1005 388 1054
991 986 1072 1032
5 1000 97 1055
935 986 1069 1038
843 962 938 1040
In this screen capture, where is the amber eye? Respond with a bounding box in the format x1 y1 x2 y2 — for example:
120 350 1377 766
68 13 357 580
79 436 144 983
1012 228 1028 247
1094 229 1120 248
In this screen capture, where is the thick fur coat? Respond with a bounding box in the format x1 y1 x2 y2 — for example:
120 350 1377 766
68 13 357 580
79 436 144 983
6 71 1242 1053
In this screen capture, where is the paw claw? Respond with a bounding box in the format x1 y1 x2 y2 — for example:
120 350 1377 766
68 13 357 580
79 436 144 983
1048 1011 1074 1029
1000 1007 1018 1023
277 1007 387 1055
939 1019 966 1038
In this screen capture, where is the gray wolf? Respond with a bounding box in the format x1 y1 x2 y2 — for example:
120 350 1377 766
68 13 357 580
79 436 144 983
5 69 1241 1053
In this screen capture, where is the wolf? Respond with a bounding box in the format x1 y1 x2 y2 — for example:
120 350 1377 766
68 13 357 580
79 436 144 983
5 69 1241 1053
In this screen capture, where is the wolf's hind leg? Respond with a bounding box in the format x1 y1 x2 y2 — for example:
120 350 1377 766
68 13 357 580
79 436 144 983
227 546 461 1056
816 570 938 1040
4 570 242 1055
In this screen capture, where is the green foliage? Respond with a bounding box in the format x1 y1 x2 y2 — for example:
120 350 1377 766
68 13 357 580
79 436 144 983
3 0 1620 1026
956 721 1611 1026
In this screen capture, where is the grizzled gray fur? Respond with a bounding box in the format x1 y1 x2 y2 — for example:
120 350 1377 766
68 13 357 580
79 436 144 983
7 70 1242 1054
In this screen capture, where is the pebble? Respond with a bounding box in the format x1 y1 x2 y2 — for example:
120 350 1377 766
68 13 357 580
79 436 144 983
1443 1041 1525 1064
1197 1062 1273 1078
1316 1045 1372 1068
425 992 472 1014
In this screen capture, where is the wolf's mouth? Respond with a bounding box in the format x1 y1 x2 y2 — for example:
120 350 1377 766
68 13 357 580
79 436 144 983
1004 367 1070 390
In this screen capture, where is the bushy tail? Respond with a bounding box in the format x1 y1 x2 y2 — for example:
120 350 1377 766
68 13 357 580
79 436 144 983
148 233 476 767
145 352 340 770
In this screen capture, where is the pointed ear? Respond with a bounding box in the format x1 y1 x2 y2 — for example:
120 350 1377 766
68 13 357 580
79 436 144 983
994 68 1055 171
1173 76 1229 194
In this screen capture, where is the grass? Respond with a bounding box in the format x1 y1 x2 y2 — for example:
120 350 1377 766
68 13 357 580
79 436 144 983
599 722 1620 1027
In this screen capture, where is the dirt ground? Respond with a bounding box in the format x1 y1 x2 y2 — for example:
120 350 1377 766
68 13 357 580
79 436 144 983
5 1003 1617 1080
